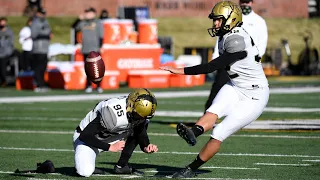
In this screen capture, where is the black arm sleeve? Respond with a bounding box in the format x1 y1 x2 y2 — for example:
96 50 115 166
184 51 247 75
79 115 111 151
133 122 150 151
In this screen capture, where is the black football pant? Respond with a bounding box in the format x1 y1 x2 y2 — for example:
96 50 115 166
31 53 48 87
117 123 149 167
0 56 9 85
204 69 230 112
20 51 32 71
83 53 100 88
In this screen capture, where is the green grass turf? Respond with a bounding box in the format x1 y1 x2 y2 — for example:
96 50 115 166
1 76 320 97
0 92 319 124
0 130 319 180
0 82 319 179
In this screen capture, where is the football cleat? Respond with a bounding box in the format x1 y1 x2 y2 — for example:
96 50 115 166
176 123 197 146
113 165 144 175
172 166 196 178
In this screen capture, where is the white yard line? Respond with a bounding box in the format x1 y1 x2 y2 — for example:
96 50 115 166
1 107 320 115
201 166 259 170
27 178 65 180
0 130 320 139
0 117 79 121
0 129 318 139
1 146 319 158
176 178 264 180
0 170 141 178
255 163 312 166
0 87 320 104
301 159 320 162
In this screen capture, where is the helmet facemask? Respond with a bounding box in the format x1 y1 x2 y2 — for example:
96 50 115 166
207 15 228 37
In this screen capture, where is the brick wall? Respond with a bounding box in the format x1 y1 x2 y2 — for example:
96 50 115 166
0 0 309 18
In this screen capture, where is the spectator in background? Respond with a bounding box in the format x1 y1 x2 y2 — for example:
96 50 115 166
31 8 52 92
99 9 109 20
0 17 14 87
75 7 104 93
19 17 33 72
204 0 268 112
24 0 42 17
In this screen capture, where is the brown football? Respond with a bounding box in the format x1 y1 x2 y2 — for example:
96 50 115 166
85 51 105 84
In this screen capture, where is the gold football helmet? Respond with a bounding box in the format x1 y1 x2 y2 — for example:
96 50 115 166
207 1 242 37
126 88 157 125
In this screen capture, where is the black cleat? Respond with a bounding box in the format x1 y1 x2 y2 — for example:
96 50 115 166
172 167 196 178
113 165 144 175
176 123 197 146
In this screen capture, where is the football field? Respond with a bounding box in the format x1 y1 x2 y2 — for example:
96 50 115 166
0 84 319 179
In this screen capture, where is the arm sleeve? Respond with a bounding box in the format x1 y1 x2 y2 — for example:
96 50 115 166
79 115 111 151
184 34 247 75
184 51 247 75
134 122 150 150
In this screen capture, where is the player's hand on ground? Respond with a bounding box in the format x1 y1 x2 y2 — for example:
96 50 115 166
160 66 184 74
144 144 158 153
109 140 125 152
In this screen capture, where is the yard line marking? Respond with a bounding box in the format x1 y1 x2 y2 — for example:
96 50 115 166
1 146 320 158
1 87 320 104
302 159 320 162
177 178 264 180
27 178 65 180
1 130 320 139
202 166 260 170
264 107 320 113
145 166 259 173
0 170 143 178
255 163 312 166
0 130 74 134
0 117 79 121
0 147 73 152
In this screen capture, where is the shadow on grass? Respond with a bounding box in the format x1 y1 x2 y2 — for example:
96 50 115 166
152 120 196 127
100 162 211 177
11 167 79 178
10 163 211 178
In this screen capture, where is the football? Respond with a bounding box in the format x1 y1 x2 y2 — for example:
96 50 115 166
85 51 105 84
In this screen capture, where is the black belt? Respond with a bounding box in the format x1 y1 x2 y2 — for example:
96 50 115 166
76 126 82 133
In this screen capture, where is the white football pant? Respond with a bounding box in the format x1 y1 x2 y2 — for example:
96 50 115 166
206 82 269 141
73 131 102 177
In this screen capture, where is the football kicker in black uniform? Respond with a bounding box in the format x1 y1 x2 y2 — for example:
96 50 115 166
73 88 158 177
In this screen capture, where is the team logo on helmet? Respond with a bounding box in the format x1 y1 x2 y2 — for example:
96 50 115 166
126 88 157 124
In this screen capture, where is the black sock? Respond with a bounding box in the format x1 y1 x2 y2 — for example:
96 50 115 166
188 155 206 171
117 153 131 167
191 125 204 137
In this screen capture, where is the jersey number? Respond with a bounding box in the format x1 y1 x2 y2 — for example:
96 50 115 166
113 104 124 117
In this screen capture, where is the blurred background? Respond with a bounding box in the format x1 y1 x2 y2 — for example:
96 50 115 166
0 1 320 179
0 0 319 91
